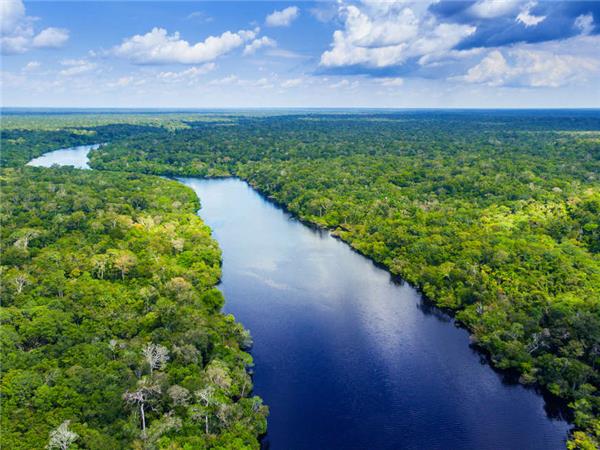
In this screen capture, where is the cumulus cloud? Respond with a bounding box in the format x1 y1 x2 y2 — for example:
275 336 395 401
186 11 213 23
376 77 404 87
320 1 475 70
329 78 359 89
206 75 276 88
430 1 600 52
266 48 304 59
244 36 276 55
105 75 147 89
281 78 303 88
157 63 216 82
460 50 511 86
458 37 600 87
2 34 30 54
516 2 546 27
251 77 273 88
0 0 25 35
266 6 299 27
209 75 239 86
575 14 594 35
111 76 134 87
310 5 338 23
468 0 521 19
113 27 258 64
59 59 97 76
32 27 70 48
1 0 69 54
22 60 40 71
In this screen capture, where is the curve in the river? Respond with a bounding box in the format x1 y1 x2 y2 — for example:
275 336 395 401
30 145 571 450
27 144 101 169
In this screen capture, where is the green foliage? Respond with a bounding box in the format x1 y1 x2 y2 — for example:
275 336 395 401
1 124 167 168
0 167 267 449
85 111 600 446
4 110 600 447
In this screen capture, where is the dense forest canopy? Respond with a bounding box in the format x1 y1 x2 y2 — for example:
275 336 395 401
1 110 599 448
0 167 267 449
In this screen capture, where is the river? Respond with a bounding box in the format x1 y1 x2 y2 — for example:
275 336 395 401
29 145 571 450
27 143 101 169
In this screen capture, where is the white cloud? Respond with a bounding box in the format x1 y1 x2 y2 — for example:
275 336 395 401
330 78 359 89
252 77 272 88
186 11 213 23
310 5 338 23
22 60 40 71
59 59 97 76
266 6 299 27
113 76 133 87
575 14 594 35
106 76 147 88
244 36 276 55
1 0 69 54
157 63 216 82
265 48 304 59
0 70 27 89
418 47 484 67
458 37 600 88
513 49 598 87
281 78 303 88
516 2 546 27
469 0 521 19
0 0 25 35
461 50 511 86
206 75 276 89
376 77 404 87
320 1 475 69
1 35 30 54
209 75 239 86
113 27 258 64
32 27 70 48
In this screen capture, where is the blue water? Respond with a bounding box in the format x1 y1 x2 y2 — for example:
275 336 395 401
180 177 570 450
27 144 101 169
29 145 571 449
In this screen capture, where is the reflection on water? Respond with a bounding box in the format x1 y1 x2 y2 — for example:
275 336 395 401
179 177 570 450
27 144 101 169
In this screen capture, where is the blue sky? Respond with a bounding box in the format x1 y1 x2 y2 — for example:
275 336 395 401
1 0 599 108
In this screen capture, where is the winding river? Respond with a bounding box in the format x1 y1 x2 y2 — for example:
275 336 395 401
29 145 570 450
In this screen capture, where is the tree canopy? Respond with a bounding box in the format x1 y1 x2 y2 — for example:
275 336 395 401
2 110 599 448
1 167 267 449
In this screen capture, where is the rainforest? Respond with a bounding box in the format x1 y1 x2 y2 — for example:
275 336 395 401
1 109 599 449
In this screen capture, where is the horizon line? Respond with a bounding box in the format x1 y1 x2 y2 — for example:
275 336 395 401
3 106 600 111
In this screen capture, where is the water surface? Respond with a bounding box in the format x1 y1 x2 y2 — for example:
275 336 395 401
179 177 570 450
29 145 570 449
27 144 101 169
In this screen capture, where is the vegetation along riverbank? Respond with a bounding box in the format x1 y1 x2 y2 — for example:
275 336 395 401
1 110 599 448
0 165 268 449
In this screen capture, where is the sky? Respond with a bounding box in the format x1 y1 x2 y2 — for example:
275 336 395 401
1 0 599 108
